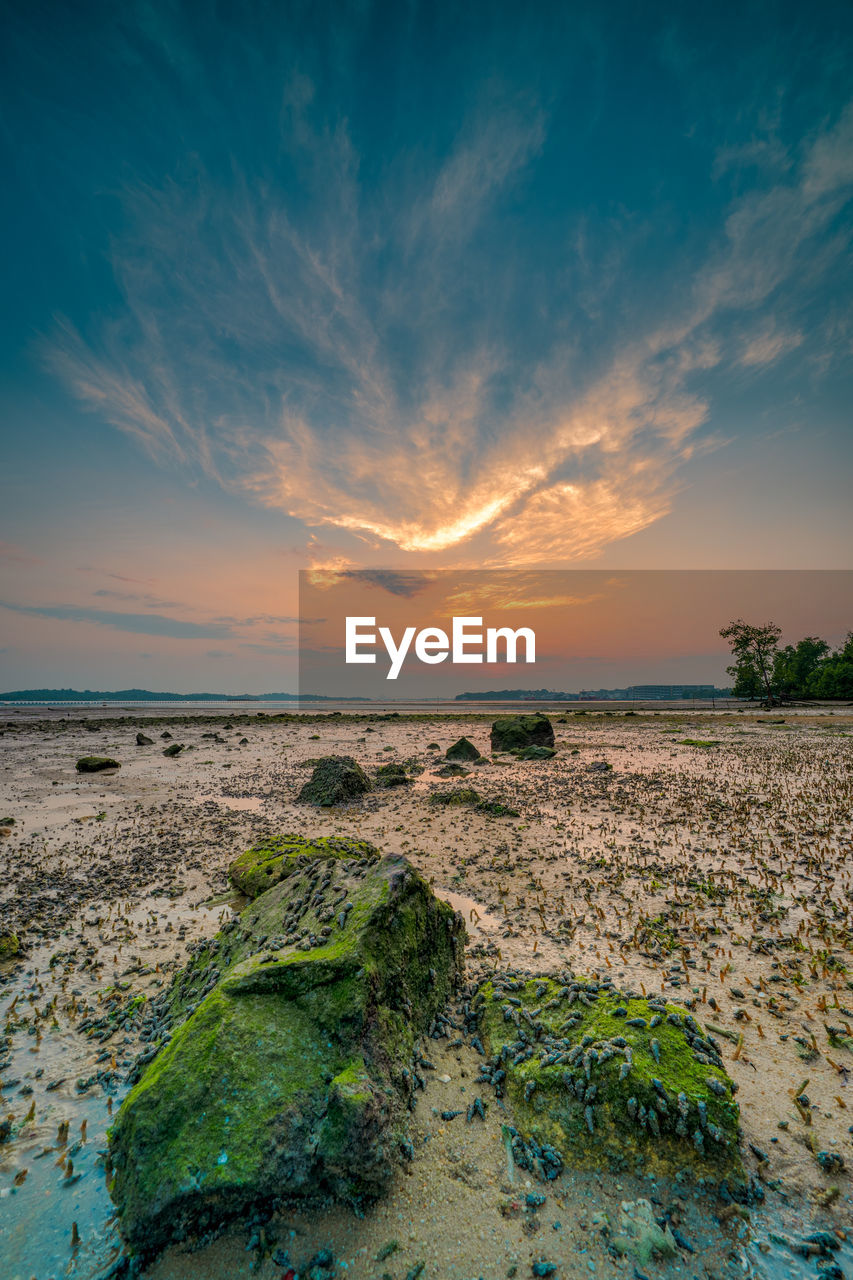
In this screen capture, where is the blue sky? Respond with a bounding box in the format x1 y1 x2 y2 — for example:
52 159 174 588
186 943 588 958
1 0 852 689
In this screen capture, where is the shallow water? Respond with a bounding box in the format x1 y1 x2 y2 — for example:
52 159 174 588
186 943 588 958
0 895 227 1280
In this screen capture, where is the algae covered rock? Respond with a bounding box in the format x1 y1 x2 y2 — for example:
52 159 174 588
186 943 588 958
162 743 184 758
374 761 411 788
513 745 556 760
430 787 519 817
445 736 482 762
229 834 380 898
298 754 372 806
108 851 465 1258
75 755 120 772
490 713 555 752
0 931 20 960
476 974 744 1194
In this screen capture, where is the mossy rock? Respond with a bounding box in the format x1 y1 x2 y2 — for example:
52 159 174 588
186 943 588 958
374 762 411 788
109 853 465 1260
430 788 519 818
445 736 482 762
490 713 555 752
162 743 184 758
0 931 20 960
512 745 556 760
477 975 744 1194
297 755 372 806
437 762 469 777
76 755 120 772
229 834 380 899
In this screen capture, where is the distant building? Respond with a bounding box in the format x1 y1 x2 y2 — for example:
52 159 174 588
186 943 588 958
578 688 630 700
627 684 720 699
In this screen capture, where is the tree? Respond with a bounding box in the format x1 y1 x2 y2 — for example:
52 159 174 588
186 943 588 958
806 632 853 699
772 636 830 700
719 619 782 706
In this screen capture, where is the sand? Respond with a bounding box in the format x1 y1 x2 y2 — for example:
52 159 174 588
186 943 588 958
1 706 851 1279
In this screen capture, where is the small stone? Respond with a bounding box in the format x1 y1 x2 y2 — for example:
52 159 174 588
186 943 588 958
76 756 120 772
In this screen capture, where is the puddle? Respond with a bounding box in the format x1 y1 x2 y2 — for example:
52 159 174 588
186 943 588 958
435 888 503 938
746 1200 853 1277
0 893 230 1280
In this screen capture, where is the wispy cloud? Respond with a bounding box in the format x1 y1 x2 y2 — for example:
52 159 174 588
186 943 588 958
739 327 803 367
93 588 185 609
41 36 853 565
0 602 234 640
0 542 43 566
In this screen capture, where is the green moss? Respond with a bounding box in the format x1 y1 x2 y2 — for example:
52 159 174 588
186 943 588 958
0 931 20 960
430 788 519 818
75 755 120 772
431 786 481 806
477 976 744 1193
110 853 465 1258
374 761 411 787
229 833 380 898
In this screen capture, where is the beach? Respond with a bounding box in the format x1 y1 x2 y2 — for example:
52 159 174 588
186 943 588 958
1 706 851 1280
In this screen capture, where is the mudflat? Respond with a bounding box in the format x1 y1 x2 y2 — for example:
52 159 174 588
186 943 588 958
1 707 851 1279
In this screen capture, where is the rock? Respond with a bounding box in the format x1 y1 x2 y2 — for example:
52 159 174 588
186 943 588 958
0 816 14 825
490 714 555 753
75 756 120 773
513 745 556 760
160 731 172 739
430 788 519 817
374 762 411 788
437 763 469 777
0 931 20 960
136 732 154 745
108 852 465 1259
162 744 184 758
612 1198 678 1265
476 977 744 1194
297 755 372 806
587 760 612 773
229 834 381 898
445 737 482 762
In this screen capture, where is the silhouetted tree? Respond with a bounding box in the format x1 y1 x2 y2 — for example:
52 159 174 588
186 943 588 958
719 619 782 706
806 632 853 699
772 636 830 700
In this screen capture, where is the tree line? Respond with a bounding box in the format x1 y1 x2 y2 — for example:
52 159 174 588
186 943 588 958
720 620 853 705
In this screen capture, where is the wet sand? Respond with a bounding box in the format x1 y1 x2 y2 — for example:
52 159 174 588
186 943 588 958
1 708 851 1279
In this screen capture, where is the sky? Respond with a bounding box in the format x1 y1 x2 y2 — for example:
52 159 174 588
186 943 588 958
1 0 852 692
300 570 853 697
